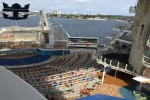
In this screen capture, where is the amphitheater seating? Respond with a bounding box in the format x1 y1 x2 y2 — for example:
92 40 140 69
48 86 74 93
87 79 101 89
0 55 51 66
10 51 103 99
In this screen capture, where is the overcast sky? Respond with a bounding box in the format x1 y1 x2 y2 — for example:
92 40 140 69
0 0 137 16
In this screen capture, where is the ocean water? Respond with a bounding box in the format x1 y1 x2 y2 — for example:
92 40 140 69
0 17 128 40
51 18 128 40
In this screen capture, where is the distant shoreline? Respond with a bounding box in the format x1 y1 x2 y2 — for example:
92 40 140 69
77 18 128 22
84 18 107 20
48 14 133 22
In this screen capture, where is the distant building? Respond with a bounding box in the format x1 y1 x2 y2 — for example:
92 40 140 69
101 13 107 15
90 13 95 15
53 9 62 15
73 11 77 15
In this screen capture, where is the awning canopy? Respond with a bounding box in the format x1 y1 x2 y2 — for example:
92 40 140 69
76 94 134 100
133 76 150 84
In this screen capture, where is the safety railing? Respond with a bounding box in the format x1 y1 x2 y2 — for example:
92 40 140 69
0 26 49 32
97 56 141 76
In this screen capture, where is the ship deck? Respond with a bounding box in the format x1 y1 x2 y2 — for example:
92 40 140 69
61 71 137 100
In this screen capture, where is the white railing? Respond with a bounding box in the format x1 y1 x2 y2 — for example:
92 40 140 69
1 26 49 33
97 56 140 76
1 26 39 31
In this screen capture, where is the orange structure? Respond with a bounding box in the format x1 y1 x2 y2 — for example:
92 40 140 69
80 89 92 96
83 82 89 87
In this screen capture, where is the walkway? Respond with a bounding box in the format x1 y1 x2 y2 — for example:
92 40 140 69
97 58 139 76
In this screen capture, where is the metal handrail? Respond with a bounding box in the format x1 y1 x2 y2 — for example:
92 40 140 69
99 56 140 75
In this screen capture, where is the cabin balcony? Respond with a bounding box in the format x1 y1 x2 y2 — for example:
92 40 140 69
142 55 150 68
113 26 122 31
123 30 132 34
106 33 132 44
122 25 132 33
146 37 150 47
129 6 136 13
113 25 132 33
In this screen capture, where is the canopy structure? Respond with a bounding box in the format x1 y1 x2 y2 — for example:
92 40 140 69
0 67 47 100
76 94 134 100
133 76 150 91
133 76 150 83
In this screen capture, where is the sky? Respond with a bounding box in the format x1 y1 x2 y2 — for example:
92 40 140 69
0 0 137 16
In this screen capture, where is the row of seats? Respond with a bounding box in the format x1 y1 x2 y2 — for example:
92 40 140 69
10 51 103 99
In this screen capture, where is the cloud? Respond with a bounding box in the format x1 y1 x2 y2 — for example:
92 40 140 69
75 0 91 3
121 7 127 10
0 0 136 15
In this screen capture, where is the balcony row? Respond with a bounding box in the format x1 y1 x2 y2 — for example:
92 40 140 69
142 55 150 68
106 33 132 45
129 6 136 13
146 38 150 48
113 25 132 33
